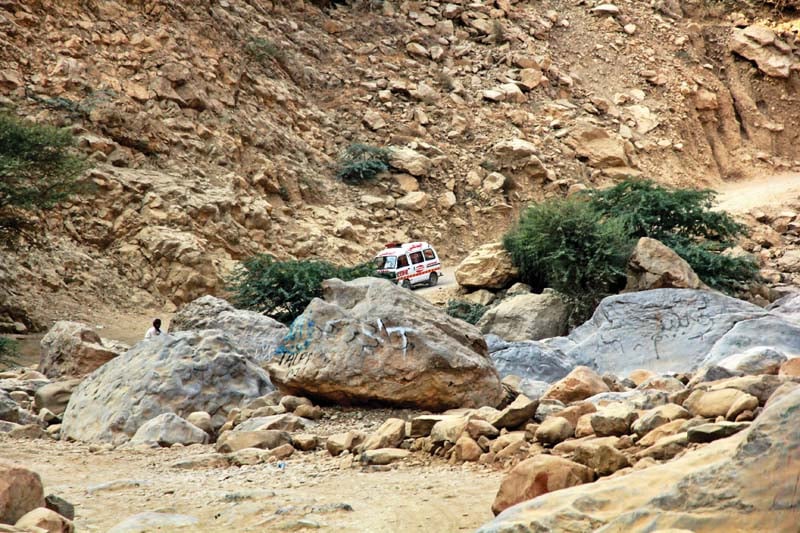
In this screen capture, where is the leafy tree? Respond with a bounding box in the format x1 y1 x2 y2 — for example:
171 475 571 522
446 300 487 325
335 143 391 184
228 255 378 324
586 179 758 292
504 197 631 318
0 113 89 240
504 178 759 321
0 337 19 369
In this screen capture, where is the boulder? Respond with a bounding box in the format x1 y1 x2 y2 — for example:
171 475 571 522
169 295 288 365
491 455 594 515
478 388 800 532
0 460 45 524
33 380 82 417
543 366 610 404
631 403 691 437
701 315 800 367
185 412 212 434
268 278 504 410
477 291 569 342
453 435 482 462
572 442 630 475
488 337 574 384
569 125 630 169
534 417 574 445
683 388 757 419
589 402 638 437
455 243 518 290
215 430 291 453
389 147 431 177
360 448 409 465
361 418 406 451
61 331 272 444
716 347 787 375
0 391 19 423
546 289 789 377
129 413 209 447
39 321 120 379
490 395 539 429
625 237 704 291
687 422 750 443
232 413 309 432
730 26 798 78
326 431 365 456
779 358 800 377
14 507 74 533
396 191 430 211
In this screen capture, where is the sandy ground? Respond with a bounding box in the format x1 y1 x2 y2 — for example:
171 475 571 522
715 172 800 214
1 408 503 533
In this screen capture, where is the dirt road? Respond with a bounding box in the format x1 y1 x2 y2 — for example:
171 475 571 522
715 172 800 214
1 414 502 532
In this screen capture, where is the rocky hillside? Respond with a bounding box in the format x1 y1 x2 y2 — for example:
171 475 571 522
1 0 799 329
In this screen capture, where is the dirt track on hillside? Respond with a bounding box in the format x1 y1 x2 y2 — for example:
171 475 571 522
715 172 800 214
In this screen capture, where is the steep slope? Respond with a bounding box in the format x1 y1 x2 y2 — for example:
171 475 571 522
1 0 799 329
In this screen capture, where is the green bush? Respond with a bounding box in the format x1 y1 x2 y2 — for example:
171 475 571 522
446 300 487 325
228 255 378 324
504 178 759 321
0 113 89 240
504 197 631 318
586 179 757 293
335 143 391 184
0 337 19 369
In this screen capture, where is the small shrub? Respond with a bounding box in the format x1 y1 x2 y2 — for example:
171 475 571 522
446 300 487 325
335 143 391 184
228 255 379 324
492 20 509 44
0 113 90 242
246 37 286 65
0 337 19 369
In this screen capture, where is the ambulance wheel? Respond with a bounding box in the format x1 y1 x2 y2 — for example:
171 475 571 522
428 272 438 287
401 280 411 290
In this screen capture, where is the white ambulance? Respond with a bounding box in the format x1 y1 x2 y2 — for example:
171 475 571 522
374 241 443 289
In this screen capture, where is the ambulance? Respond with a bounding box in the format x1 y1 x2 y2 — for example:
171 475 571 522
374 241 443 289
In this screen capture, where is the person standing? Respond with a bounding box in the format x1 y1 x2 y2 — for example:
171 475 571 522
145 318 162 339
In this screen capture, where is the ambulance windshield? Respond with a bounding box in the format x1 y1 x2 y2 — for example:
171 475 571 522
375 255 397 270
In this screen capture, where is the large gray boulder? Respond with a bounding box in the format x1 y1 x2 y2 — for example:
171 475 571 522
39 321 122 379
169 295 288 365
267 278 504 410
479 387 800 532
767 292 800 323
477 290 570 341
544 289 797 376
488 336 575 384
61 330 272 444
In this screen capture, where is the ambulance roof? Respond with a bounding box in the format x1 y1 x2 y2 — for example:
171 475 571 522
375 241 431 257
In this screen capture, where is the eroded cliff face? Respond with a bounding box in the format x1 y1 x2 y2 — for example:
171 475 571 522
0 0 799 329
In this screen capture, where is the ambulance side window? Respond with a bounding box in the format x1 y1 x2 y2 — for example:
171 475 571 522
397 255 409 268
410 252 424 264
423 249 436 261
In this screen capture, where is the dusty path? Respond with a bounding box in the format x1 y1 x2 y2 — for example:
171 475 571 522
1 426 502 532
715 172 800 214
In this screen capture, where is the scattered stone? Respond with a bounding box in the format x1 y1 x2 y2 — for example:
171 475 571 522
491 455 594 515
477 291 570 342
360 448 409 466
130 413 208 447
687 422 750 443
361 418 406 451
535 417 574 445
572 442 630 475
215 430 291 453
0 461 45 524
626 238 705 291
39 321 120 379
543 366 610 404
